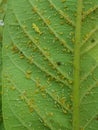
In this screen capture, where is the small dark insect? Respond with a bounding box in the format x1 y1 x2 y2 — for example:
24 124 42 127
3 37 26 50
56 62 61 66
91 39 95 43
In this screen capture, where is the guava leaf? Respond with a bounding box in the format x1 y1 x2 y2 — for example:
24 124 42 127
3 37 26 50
0 41 4 130
0 0 7 130
0 0 7 34
2 0 98 130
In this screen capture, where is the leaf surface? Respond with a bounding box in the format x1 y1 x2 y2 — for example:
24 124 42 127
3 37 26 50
2 0 98 130
0 0 7 129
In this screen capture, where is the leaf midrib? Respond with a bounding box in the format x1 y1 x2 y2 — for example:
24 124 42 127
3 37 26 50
73 0 83 130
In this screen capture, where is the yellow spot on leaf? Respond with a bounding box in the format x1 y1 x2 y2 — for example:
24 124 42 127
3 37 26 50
34 89 39 94
28 99 34 113
63 109 67 114
10 86 16 90
61 0 66 3
32 23 42 35
12 45 19 53
32 6 38 13
66 104 71 110
40 86 46 92
45 19 51 25
25 72 31 79
28 56 34 64
41 93 46 98
29 106 34 113
80 128 84 130
19 53 24 59
23 25 27 30
68 80 73 84
20 95 25 100
36 78 40 88
46 112 54 117
27 70 32 74
72 37 75 43
19 90 27 100
25 70 32 79
59 97 66 105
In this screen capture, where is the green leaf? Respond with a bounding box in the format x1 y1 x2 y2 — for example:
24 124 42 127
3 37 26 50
0 0 7 130
2 0 98 130
0 0 7 18
0 41 4 130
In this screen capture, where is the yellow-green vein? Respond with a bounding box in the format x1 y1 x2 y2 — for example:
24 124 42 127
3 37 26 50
73 0 82 130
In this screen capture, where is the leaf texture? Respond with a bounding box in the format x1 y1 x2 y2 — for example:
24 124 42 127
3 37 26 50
0 0 7 130
2 0 98 130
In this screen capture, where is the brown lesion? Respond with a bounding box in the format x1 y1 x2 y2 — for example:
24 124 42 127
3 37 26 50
95 115 98 120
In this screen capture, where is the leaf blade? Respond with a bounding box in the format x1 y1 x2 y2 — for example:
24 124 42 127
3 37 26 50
2 0 98 130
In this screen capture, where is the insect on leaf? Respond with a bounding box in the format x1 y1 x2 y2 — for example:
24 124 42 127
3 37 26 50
2 0 98 130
